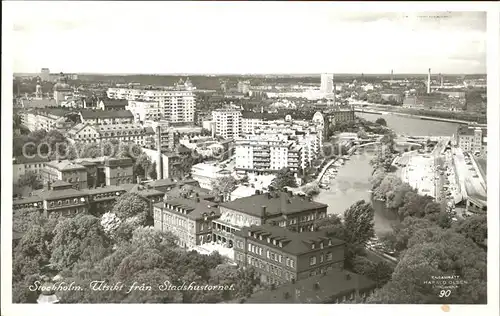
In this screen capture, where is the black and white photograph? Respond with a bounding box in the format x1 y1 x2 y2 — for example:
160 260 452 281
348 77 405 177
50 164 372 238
1 1 499 313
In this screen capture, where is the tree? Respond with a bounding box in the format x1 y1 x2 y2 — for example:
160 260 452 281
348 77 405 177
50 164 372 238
134 153 152 179
454 215 487 245
210 266 257 301
50 214 112 270
270 168 297 190
343 200 375 250
352 256 393 288
13 208 43 234
379 217 435 252
357 129 369 139
130 226 178 250
148 161 158 180
385 182 414 210
13 225 53 282
372 174 401 201
375 118 387 126
100 212 122 239
18 171 43 190
397 191 434 219
370 147 393 172
303 183 320 196
112 193 149 221
211 176 238 198
369 168 386 190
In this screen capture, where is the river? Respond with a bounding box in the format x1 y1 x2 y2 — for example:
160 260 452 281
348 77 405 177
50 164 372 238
356 112 459 136
314 113 458 235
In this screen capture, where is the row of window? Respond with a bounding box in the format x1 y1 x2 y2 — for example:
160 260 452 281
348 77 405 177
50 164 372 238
246 255 296 281
245 242 296 268
49 197 86 207
309 252 334 266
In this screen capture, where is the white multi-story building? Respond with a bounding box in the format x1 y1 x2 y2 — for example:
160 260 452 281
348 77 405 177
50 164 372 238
320 73 334 94
107 84 196 123
235 135 301 176
191 162 231 190
456 125 487 157
212 108 242 139
127 100 161 123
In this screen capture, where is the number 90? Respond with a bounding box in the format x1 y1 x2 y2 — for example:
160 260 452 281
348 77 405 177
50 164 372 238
439 290 451 297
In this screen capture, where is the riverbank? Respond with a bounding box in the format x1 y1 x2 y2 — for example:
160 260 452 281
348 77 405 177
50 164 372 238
354 106 486 125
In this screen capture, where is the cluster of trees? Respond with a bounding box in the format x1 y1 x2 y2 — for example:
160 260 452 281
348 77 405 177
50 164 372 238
356 92 403 106
13 192 260 303
367 159 487 303
314 200 394 288
270 168 298 190
13 129 68 158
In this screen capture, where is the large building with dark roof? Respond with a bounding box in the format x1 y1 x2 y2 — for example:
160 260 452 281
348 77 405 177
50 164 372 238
153 197 221 248
97 99 128 111
211 191 328 249
233 224 345 286
242 269 376 303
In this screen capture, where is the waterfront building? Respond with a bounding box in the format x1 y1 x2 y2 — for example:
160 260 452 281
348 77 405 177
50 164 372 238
243 269 376 303
456 125 487 157
153 197 221 248
235 135 301 176
97 99 128 111
211 191 328 248
212 108 242 139
79 109 135 125
13 155 50 184
233 224 345 285
190 162 232 190
42 157 134 189
106 84 196 123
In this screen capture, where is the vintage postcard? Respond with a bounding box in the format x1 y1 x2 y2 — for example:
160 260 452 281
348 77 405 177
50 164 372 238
1 1 498 315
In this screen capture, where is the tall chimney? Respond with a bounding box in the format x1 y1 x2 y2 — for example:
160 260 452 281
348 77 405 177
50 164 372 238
390 69 394 83
156 125 164 179
440 74 444 88
427 68 431 94
261 206 267 223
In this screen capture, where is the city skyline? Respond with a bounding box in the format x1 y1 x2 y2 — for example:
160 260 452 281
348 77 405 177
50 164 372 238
7 2 487 74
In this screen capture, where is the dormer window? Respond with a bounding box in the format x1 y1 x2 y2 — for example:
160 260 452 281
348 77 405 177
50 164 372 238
273 240 277 246
328 240 332 246
279 241 283 247
267 237 271 243
58 201 62 206
320 242 324 249
248 231 252 237
259 235 263 240
311 243 315 249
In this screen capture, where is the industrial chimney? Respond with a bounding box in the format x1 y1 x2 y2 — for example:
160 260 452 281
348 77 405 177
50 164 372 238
427 68 431 94
440 74 444 88
390 69 394 83
156 125 164 179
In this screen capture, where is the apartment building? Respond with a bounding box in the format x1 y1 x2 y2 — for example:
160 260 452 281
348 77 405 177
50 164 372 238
21 108 75 132
12 181 161 218
456 124 487 157
13 155 49 184
42 157 134 189
233 224 345 285
153 197 221 248
127 100 161 123
106 85 196 123
67 123 155 147
211 191 328 248
235 136 301 175
212 108 242 139
79 109 135 125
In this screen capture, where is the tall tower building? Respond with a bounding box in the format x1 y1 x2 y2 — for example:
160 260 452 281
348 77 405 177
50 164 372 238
40 68 50 82
35 77 43 99
390 69 394 84
320 73 334 94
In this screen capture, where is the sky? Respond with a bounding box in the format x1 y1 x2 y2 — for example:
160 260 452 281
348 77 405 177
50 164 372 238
6 2 487 75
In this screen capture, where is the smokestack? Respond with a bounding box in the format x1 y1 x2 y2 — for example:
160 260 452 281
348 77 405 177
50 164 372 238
440 74 444 88
427 68 431 94
390 69 394 83
261 206 267 223
156 126 164 179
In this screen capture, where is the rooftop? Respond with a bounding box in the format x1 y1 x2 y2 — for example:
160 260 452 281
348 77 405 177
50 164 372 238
80 109 134 119
45 160 86 171
220 191 327 217
156 198 220 220
235 224 344 255
20 99 58 108
244 269 376 303
100 99 128 107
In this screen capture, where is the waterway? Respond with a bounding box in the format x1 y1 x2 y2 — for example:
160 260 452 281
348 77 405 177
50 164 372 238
357 112 459 137
314 113 458 235
314 148 398 235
